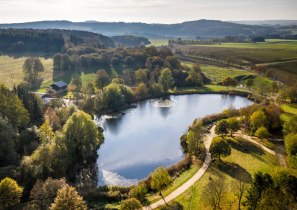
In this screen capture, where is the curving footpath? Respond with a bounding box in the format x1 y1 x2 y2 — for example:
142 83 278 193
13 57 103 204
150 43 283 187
234 132 287 167
143 125 217 210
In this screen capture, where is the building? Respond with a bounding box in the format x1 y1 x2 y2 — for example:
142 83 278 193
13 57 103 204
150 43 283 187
48 81 68 95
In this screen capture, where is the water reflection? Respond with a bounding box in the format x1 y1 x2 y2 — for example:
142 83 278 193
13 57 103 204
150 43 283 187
96 94 252 186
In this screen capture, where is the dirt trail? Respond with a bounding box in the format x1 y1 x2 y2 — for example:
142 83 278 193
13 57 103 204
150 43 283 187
143 125 216 210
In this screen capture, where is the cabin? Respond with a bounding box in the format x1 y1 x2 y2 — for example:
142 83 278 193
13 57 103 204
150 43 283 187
48 81 68 95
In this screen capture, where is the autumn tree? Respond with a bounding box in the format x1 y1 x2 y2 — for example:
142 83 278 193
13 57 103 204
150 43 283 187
187 120 205 157
250 110 269 133
30 177 67 210
49 185 87 210
135 69 147 84
0 177 23 209
186 64 203 86
232 179 246 210
134 83 148 99
151 167 172 206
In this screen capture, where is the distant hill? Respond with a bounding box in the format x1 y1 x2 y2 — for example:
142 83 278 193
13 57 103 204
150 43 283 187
0 28 114 53
232 20 297 26
0 20 277 38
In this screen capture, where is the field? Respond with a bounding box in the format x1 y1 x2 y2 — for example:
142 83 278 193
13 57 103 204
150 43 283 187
148 39 169 47
0 55 53 89
160 137 289 210
176 40 297 84
281 104 297 122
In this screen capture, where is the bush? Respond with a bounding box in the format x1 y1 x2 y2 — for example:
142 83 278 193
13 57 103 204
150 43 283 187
255 126 270 139
120 198 142 210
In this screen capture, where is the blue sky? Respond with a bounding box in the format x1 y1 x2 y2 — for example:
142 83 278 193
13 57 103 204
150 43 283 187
0 0 296 23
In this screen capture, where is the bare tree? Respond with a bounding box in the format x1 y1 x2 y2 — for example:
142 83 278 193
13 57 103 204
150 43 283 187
204 177 225 210
232 179 246 210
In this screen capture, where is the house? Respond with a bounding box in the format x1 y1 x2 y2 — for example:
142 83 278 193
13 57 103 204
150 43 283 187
48 81 68 95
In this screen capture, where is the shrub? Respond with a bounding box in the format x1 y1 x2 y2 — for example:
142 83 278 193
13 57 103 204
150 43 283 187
255 126 270 139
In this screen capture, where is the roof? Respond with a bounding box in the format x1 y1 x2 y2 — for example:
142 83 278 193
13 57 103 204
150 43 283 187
50 81 68 90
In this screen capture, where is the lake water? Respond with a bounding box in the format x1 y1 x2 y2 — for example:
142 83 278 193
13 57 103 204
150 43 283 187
96 94 252 186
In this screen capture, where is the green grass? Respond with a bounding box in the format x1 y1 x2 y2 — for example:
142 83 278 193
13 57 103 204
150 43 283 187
0 55 53 89
162 137 282 210
281 104 297 122
148 39 169 47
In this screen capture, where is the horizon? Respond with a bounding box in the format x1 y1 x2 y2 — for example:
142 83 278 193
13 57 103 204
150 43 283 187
1 18 297 25
0 0 296 24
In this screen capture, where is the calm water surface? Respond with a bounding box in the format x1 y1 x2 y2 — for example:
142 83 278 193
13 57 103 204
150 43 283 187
96 94 252 186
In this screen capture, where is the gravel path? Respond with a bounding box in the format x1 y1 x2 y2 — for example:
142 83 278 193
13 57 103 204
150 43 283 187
143 125 216 210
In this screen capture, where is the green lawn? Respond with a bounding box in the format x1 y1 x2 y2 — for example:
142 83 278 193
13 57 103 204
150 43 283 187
161 137 282 210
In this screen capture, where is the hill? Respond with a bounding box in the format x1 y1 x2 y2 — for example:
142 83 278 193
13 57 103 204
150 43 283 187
232 20 297 26
0 28 115 54
0 19 277 38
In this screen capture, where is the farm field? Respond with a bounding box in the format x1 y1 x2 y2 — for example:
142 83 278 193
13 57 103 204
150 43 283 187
148 39 169 47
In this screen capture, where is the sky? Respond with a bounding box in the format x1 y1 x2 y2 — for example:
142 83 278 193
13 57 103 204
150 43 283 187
0 0 297 24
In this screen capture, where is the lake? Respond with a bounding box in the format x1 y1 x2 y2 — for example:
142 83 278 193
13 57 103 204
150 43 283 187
96 94 252 186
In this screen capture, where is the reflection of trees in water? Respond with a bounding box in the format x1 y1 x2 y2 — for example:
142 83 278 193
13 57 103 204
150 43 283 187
159 107 170 118
103 118 122 135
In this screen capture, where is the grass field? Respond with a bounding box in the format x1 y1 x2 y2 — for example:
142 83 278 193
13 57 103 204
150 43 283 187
160 137 284 210
0 55 53 89
148 39 169 47
281 104 297 122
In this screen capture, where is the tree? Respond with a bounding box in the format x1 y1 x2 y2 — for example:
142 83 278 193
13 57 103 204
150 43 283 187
38 119 55 144
134 83 148 99
95 69 110 90
285 133 297 156
129 182 147 204
245 172 273 210
0 177 23 209
232 179 246 210
49 185 87 210
215 120 229 138
186 64 203 86
187 120 205 157
158 68 174 92
120 198 142 210
226 118 240 137
103 83 125 110
204 177 225 210
210 137 231 160
222 77 236 89
245 78 254 90
283 115 297 135
63 111 103 168
250 110 269 133
135 69 147 84
53 54 62 71
255 126 270 139
0 84 30 129
70 74 82 92
0 117 17 167
30 178 67 210
151 167 172 206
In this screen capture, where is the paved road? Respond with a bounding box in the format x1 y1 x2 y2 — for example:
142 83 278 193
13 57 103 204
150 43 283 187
143 125 216 210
